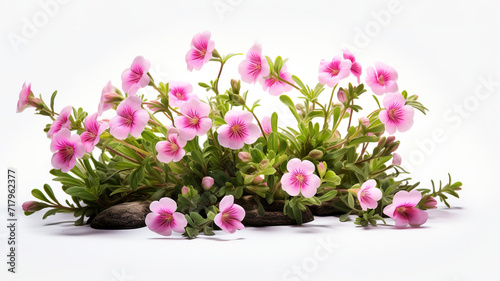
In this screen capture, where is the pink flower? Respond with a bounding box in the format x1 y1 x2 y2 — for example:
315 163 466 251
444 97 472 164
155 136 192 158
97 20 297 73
16 82 33 113
109 96 150 140
318 55 352 87
357 179 383 211
261 116 272 135
260 66 294 96
342 49 362 83
337 88 347 103
365 62 398 95
98 81 122 116
47 106 72 138
81 113 108 153
378 92 414 134
145 197 187 236
281 158 321 198
155 128 187 163
214 195 245 234
121 56 151 95
392 152 402 166
168 81 197 108
383 190 428 228
185 31 215 72
174 99 212 141
202 176 214 190
217 110 260 149
50 128 85 173
360 117 370 126
238 43 270 84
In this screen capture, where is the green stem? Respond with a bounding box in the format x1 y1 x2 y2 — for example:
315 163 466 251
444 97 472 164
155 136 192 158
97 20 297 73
244 104 267 140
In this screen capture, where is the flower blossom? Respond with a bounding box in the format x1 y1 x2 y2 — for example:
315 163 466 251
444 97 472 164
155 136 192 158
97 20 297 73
281 158 321 198
81 113 108 152
168 82 197 108
145 197 188 236
174 99 212 141
50 128 85 173
318 55 352 87
155 128 187 163
383 190 428 228
378 92 414 134
217 110 260 149
357 179 383 211
109 96 149 140
47 106 72 138
238 43 270 84
365 62 398 95
214 195 245 234
98 81 123 116
16 82 38 113
121 56 151 95
342 49 362 83
260 66 293 96
186 31 215 72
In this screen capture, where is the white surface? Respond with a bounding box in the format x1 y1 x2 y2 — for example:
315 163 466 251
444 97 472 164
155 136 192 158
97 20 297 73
0 0 499 280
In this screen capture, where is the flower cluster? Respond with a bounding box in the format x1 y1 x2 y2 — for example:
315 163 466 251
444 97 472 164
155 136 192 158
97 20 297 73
18 31 462 238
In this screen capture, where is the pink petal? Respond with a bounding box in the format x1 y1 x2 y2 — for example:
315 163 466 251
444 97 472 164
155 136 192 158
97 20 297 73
286 158 315 175
281 173 301 196
50 128 72 152
129 109 149 138
383 204 396 218
109 116 131 140
395 106 415 132
197 118 213 136
152 197 178 213
116 96 142 115
375 62 398 81
225 110 253 125
392 190 422 207
408 208 428 227
394 215 409 228
230 204 246 221
146 213 173 236
383 92 406 109
216 125 245 150
243 123 260 145
300 174 320 198
171 212 188 233
219 195 234 213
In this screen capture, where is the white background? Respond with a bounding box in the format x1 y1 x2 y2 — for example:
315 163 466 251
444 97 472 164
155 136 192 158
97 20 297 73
1 0 499 280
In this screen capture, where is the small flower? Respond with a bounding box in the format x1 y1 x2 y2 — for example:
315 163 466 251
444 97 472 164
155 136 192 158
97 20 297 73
202 176 214 190
81 113 108 153
281 158 321 198
378 92 415 134
392 152 402 166
109 96 150 140
357 179 383 211
419 195 438 210
121 56 151 95
260 66 293 96
383 190 428 228
16 82 35 113
214 195 245 234
238 151 251 162
318 55 352 87
365 62 398 95
238 43 270 84
98 81 123 116
174 99 212 141
217 110 260 149
145 197 188 236
337 88 347 103
342 49 362 83
181 186 189 195
360 117 370 126
168 81 197 108
47 106 72 138
155 128 187 163
261 116 272 135
50 128 85 173
185 31 215 72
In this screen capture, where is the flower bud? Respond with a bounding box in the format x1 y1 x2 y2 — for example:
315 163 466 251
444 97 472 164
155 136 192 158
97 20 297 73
252 175 264 184
318 162 327 178
337 88 347 103
420 195 437 210
181 186 189 195
202 176 214 190
360 117 370 126
230 79 241 94
22 201 44 212
238 152 251 162
308 149 323 160
260 159 269 168
392 153 402 166
386 136 396 145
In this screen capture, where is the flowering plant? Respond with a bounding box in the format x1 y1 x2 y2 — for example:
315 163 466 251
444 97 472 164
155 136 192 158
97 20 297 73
18 31 462 238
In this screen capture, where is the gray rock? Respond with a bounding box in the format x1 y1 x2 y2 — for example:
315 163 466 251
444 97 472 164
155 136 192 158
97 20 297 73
90 201 152 229
236 195 314 226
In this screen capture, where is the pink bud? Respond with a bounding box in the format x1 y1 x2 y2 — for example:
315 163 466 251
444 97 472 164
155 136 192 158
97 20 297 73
392 153 402 166
318 162 327 178
252 175 264 184
360 117 370 126
337 88 347 103
420 195 437 210
238 152 251 162
386 136 396 145
181 186 189 195
202 176 214 190
22 201 41 212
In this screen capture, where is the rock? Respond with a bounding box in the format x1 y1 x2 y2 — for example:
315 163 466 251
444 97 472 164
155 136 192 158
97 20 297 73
90 201 152 229
309 198 345 216
236 195 314 226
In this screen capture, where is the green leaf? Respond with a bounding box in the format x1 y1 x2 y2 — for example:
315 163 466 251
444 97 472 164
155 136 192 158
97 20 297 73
347 135 380 146
65 187 97 201
129 167 144 191
50 91 57 111
279 95 301 122
32 189 51 203
291 75 306 90
42 208 59 219
318 190 338 202
260 167 276 175
43 184 59 204
190 212 205 225
271 112 278 133
114 161 140 170
141 131 158 142
339 212 351 222
347 192 355 209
